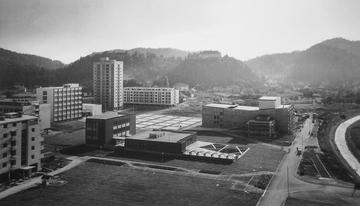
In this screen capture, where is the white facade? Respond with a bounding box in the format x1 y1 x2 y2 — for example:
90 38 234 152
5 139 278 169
259 96 282 109
36 84 83 122
124 87 180 106
93 57 124 111
83 104 102 116
0 114 43 176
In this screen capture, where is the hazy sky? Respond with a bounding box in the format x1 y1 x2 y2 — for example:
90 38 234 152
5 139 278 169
1 0 360 63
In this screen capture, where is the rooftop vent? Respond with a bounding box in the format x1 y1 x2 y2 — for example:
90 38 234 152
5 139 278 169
149 132 165 139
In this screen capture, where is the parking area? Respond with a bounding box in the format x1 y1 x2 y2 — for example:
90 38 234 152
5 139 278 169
136 113 202 130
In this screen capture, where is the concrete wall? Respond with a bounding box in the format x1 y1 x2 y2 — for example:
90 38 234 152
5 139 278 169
39 104 51 131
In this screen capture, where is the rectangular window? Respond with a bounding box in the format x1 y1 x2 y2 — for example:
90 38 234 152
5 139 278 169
2 153 7 158
12 123 17 127
2 163 6 168
31 146 35 150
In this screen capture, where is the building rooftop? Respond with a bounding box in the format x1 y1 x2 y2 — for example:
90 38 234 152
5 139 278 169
259 96 279 101
87 112 128 120
0 114 37 124
127 131 193 143
204 104 259 111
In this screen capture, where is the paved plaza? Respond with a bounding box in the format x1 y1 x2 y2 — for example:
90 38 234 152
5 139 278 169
136 113 202 130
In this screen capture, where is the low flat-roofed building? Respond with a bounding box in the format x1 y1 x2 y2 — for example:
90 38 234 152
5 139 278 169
125 131 196 154
0 113 43 180
202 96 295 134
85 112 136 147
83 103 102 117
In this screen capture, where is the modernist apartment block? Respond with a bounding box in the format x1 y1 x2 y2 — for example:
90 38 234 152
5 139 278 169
93 57 124 111
0 99 51 131
0 113 43 180
124 87 180 106
36 84 83 122
86 112 136 147
202 96 295 134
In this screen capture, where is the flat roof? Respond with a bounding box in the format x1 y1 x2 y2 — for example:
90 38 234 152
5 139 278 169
259 96 279 101
0 115 37 124
204 104 259 111
127 131 193 143
87 112 128 120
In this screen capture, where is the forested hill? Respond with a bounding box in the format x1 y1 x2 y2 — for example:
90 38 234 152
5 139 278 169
246 38 360 83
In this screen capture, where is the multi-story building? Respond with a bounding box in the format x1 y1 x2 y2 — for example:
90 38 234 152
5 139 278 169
124 87 179 106
36 83 83 122
202 96 295 134
0 100 51 131
85 112 136 147
93 57 124 111
0 113 43 181
247 115 276 138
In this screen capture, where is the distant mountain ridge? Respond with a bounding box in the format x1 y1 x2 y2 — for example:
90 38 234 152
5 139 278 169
2 38 360 90
0 48 64 69
246 38 360 83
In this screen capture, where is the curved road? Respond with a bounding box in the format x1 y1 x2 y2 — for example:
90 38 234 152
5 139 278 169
334 115 360 177
258 117 358 206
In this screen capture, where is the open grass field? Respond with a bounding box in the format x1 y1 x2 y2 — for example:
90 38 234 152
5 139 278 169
0 161 261 206
285 197 336 206
45 129 85 147
109 134 285 175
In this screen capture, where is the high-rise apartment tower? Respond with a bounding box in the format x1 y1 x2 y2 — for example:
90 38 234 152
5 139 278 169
93 57 124 111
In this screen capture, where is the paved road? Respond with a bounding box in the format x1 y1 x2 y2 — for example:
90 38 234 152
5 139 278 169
334 115 360 177
258 117 359 206
257 117 314 206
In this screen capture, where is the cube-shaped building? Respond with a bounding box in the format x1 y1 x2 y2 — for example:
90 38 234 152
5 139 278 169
85 112 136 147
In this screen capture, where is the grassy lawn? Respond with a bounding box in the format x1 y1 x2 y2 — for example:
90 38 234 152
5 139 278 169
285 198 336 206
45 129 85 147
109 134 285 175
51 120 85 132
0 162 261 206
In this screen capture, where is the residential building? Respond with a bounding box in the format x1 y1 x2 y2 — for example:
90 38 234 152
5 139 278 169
202 96 295 134
0 113 43 181
0 99 51 131
124 87 179 106
85 112 136 147
93 57 124 111
36 83 83 122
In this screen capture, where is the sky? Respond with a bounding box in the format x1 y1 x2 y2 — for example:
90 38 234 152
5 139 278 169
1 0 360 63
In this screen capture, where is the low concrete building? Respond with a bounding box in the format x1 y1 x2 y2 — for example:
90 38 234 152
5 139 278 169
82 104 102 117
125 131 197 154
85 112 136 147
0 113 43 181
202 96 295 134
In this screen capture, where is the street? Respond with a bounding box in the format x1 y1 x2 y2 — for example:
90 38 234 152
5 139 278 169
258 117 359 206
